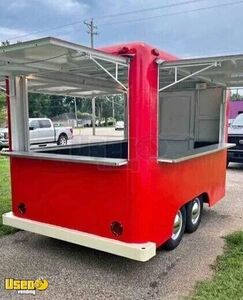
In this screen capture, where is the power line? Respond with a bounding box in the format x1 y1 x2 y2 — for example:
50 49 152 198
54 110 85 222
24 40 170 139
5 0 243 41
84 18 98 48
99 0 243 26
94 0 207 19
1 0 243 59
7 0 208 41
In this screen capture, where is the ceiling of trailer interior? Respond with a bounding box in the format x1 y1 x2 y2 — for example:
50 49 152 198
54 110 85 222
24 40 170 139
0 37 129 97
158 54 243 91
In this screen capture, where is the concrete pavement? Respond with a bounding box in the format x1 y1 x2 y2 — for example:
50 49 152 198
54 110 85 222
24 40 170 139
0 163 242 300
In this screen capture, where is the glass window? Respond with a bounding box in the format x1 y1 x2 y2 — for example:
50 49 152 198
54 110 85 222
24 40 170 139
232 113 243 126
29 120 40 129
27 93 128 160
39 119 52 128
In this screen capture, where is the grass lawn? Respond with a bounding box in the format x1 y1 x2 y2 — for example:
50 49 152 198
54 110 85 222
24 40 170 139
0 156 16 236
189 231 243 300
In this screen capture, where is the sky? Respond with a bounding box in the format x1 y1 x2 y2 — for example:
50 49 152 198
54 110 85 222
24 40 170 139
0 0 243 58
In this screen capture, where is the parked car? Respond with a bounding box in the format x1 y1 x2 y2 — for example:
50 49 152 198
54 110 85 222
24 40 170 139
0 127 8 150
228 113 243 165
0 118 73 150
77 119 92 127
228 119 234 127
95 119 106 127
115 121 124 130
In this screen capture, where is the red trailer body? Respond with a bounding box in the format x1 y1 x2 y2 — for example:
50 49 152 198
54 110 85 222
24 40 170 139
1 38 239 261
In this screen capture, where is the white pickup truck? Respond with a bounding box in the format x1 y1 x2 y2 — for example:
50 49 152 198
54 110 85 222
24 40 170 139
228 113 243 165
0 118 73 150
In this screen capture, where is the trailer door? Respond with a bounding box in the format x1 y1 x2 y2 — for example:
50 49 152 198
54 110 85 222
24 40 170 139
159 91 195 156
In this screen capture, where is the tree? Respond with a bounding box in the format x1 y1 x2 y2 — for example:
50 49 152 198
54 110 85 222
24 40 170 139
28 93 71 118
0 92 7 127
1 40 10 47
94 94 125 125
231 93 243 101
28 93 126 125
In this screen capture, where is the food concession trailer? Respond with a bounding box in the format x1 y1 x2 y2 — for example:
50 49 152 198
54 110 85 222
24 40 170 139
1 37 243 261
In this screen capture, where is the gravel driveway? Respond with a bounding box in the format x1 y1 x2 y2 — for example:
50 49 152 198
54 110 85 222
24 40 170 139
0 163 242 300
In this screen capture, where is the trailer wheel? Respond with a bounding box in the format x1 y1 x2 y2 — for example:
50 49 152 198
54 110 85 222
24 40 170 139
163 206 186 250
185 197 203 233
57 134 68 146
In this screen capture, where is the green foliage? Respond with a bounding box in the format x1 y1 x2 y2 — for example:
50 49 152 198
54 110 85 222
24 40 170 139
231 93 243 101
189 231 243 300
28 93 125 124
0 92 125 125
1 40 10 47
28 94 72 118
0 157 17 236
0 92 7 126
95 94 125 125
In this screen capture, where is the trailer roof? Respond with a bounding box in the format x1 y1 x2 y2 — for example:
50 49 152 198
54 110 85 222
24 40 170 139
157 54 243 91
2 37 243 94
0 37 129 97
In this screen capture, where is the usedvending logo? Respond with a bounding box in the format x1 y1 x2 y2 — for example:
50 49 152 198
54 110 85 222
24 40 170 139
4 278 49 295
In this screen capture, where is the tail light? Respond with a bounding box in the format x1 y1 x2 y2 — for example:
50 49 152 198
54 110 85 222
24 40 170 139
70 128 73 135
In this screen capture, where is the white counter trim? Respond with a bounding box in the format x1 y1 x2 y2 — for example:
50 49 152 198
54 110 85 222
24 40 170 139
158 143 235 163
1 151 128 166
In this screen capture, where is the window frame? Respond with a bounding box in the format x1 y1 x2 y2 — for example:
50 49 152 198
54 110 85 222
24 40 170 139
157 62 233 163
5 77 129 166
29 120 40 130
39 119 52 129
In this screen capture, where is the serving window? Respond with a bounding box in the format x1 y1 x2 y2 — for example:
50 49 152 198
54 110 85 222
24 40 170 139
157 58 233 163
159 88 222 156
0 37 129 166
27 92 128 162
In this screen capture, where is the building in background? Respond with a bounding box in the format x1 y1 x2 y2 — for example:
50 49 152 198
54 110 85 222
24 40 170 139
229 99 243 120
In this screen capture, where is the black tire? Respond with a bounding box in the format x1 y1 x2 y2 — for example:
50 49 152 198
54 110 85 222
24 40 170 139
0 146 3 151
185 197 203 233
163 206 186 251
57 134 68 146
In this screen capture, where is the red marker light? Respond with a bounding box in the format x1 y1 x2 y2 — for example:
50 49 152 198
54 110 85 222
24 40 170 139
151 48 160 56
118 47 129 55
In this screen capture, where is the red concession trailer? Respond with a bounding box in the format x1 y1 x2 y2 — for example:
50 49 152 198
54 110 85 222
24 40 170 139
1 37 241 261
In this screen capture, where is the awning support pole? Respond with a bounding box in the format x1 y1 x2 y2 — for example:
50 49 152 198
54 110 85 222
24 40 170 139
73 97 78 127
219 89 227 143
159 63 217 92
115 63 118 80
176 67 226 88
92 96 96 136
90 56 128 91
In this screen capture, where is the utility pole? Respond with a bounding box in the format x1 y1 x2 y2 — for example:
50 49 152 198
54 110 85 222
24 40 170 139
92 97 96 136
73 97 78 127
84 18 98 48
112 98 115 119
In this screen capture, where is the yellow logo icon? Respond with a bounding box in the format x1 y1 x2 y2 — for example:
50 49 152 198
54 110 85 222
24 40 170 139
5 278 49 295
